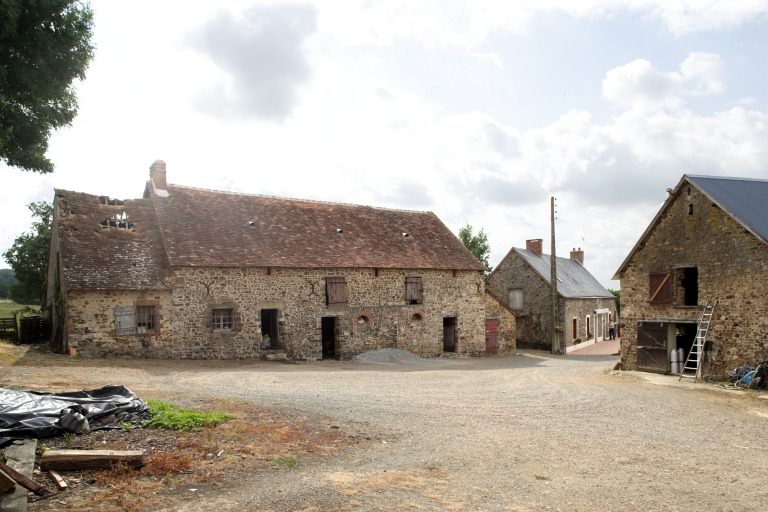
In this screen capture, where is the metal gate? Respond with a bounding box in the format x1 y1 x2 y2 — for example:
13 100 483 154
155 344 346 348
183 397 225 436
637 322 668 373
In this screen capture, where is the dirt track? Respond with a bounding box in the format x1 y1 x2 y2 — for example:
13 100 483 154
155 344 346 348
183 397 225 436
4 345 768 511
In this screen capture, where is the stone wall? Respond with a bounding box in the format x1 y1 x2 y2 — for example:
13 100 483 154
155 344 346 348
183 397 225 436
486 250 557 349
484 292 517 353
65 266 486 360
564 297 617 349
65 289 173 358
619 183 768 374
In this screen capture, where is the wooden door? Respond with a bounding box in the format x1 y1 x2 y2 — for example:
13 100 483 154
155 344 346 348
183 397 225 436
637 322 668 373
485 319 499 354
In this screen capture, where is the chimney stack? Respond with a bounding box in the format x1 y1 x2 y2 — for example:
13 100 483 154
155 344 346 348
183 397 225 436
150 160 167 190
526 239 543 257
570 247 584 265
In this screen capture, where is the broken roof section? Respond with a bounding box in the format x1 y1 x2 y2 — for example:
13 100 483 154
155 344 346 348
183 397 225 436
613 174 768 279
53 160 485 291
54 190 173 291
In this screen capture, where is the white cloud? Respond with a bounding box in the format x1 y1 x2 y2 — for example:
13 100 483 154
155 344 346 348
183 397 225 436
602 59 682 111
636 0 768 36
602 52 724 112
678 51 724 96
187 4 317 120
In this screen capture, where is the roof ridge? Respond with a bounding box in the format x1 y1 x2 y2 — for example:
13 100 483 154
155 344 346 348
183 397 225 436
163 183 429 214
685 174 768 183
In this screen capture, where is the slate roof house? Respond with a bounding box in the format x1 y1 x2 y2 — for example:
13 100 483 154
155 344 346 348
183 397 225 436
45 161 487 360
613 175 768 376
485 239 616 352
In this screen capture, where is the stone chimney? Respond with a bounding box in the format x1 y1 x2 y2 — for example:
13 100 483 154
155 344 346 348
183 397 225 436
570 247 584 265
526 239 543 257
150 160 167 190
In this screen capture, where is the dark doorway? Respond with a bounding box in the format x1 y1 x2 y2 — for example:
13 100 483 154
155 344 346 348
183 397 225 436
261 309 280 349
682 267 698 306
321 317 337 359
443 317 457 352
675 322 697 363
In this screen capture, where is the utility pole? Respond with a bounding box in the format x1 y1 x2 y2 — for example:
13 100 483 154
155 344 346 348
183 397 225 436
550 196 559 354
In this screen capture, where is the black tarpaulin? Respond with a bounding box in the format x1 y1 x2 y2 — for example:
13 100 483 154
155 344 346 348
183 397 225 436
0 385 148 446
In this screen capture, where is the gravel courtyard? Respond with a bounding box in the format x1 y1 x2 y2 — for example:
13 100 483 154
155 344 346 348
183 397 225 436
4 346 768 511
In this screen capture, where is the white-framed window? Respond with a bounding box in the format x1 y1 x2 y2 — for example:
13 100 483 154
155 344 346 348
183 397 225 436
212 309 234 330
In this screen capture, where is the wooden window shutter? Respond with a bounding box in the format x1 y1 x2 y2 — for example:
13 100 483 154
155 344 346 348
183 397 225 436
326 277 347 306
649 272 672 304
114 307 136 336
406 277 423 304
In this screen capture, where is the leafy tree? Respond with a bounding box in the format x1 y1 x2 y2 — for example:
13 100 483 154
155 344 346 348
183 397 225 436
0 268 16 299
3 201 52 304
458 224 493 275
609 288 620 317
0 0 95 173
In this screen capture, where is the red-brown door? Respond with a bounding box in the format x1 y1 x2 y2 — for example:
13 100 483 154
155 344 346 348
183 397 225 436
485 319 499 353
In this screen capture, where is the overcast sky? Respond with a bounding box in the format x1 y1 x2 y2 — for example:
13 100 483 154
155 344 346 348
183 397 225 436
2 0 767 288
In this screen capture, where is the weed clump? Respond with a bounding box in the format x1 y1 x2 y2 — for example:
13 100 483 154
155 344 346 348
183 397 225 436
145 400 234 432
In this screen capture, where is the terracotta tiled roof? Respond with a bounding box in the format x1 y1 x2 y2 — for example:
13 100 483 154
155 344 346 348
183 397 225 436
149 184 485 270
55 190 173 290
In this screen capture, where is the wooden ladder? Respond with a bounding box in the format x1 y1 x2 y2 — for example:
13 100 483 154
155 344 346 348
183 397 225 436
679 300 717 383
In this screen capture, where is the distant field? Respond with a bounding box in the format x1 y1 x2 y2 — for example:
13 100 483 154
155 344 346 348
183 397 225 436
0 300 39 318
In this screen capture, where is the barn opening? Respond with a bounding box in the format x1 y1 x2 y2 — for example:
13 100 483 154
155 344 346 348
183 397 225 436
443 317 457 353
261 309 280 349
322 317 337 359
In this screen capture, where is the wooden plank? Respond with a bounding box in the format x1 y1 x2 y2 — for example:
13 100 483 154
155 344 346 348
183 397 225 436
48 470 68 490
0 468 16 493
0 461 51 496
40 450 144 471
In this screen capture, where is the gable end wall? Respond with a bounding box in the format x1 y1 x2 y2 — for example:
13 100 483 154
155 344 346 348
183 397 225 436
619 184 768 373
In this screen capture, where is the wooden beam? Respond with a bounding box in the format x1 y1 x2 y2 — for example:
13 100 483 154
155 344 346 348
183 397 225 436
0 461 51 497
40 450 144 471
0 468 16 493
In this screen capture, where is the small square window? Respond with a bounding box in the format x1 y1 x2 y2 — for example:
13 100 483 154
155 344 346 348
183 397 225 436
212 309 233 330
136 305 156 334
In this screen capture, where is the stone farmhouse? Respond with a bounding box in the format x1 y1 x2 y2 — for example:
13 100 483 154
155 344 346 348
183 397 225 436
45 161 488 360
613 175 768 376
486 239 616 353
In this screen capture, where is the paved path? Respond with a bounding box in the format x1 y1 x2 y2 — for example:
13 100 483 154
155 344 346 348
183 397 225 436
569 337 620 356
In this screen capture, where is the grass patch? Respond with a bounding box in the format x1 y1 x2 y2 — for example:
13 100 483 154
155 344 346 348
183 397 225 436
0 300 39 318
276 456 299 468
145 400 234 432
535 475 550 481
